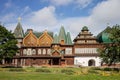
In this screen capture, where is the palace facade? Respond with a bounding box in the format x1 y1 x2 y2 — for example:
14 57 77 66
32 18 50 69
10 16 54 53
3 21 112 67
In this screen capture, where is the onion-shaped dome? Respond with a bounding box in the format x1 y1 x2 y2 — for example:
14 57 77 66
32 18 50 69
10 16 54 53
82 26 89 31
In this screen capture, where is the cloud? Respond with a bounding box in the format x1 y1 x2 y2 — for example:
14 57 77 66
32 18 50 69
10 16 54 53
49 0 93 8
4 0 13 8
91 0 120 25
0 13 16 23
50 0 72 6
27 6 57 27
75 0 93 8
56 0 120 38
20 6 32 17
4 0 120 40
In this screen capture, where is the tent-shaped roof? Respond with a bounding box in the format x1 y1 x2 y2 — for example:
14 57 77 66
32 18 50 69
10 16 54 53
14 22 24 38
58 26 67 43
66 32 72 45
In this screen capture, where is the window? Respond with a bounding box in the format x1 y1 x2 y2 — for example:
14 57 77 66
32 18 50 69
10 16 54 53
75 48 98 54
43 49 46 54
38 49 41 54
47 49 51 54
23 49 27 55
32 49 36 55
27 48 32 55
65 48 72 54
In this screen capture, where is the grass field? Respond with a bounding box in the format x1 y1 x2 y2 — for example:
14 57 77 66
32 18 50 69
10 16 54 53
0 67 120 80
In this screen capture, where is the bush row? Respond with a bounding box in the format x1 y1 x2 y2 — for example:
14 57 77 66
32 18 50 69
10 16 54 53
103 68 119 72
9 68 25 72
61 69 75 75
35 69 51 73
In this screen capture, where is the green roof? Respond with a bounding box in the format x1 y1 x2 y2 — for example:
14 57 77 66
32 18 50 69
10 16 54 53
97 27 112 43
58 26 67 43
53 34 58 43
14 22 24 38
66 32 72 45
24 29 53 38
82 26 89 31
102 32 111 43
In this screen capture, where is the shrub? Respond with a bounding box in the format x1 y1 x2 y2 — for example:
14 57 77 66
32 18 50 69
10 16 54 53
91 67 101 70
81 68 89 74
35 69 51 73
41 66 48 68
9 68 25 72
103 68 112 71
113 68 119 72
2 66 22 68
88 70 99 74
61 69 75 75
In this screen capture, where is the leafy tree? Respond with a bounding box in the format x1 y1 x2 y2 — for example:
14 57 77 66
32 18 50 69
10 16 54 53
0 24 18 63
99 24 120 66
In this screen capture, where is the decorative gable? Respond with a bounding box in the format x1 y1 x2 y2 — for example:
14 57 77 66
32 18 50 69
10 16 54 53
38 30 53 46
52 50 60 56
23 29 37 46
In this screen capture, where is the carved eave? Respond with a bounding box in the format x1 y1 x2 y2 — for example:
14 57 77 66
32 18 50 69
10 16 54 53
23 30 38 46
38 30 53 46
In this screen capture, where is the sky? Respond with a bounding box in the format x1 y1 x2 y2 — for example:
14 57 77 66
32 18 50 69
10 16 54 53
0 0 120 39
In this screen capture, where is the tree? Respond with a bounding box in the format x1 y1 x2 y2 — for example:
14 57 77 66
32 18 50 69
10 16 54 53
0 24 18 63
99 24 120 66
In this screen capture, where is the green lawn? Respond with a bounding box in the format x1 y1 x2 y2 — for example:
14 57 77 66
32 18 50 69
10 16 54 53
0 67 120 80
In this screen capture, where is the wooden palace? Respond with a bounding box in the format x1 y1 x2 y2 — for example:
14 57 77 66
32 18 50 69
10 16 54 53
2 21 114 67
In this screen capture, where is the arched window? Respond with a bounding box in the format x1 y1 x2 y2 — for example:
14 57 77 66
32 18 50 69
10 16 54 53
47 49 51 55
27 48 32 55
88 59 95 66
43 49 46 54
32 49 36 55
38 49 41 55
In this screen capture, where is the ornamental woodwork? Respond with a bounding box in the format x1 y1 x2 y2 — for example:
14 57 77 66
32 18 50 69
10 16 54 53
52 51 60 56
23 30 37 46
23 30 53 46
38 30 53 46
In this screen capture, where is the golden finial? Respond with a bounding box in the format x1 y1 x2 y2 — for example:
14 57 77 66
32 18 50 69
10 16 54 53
44 29 48 33
18 17 21 22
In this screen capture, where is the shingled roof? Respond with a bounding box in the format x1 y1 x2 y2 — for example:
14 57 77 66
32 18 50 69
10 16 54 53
14 22 24 38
